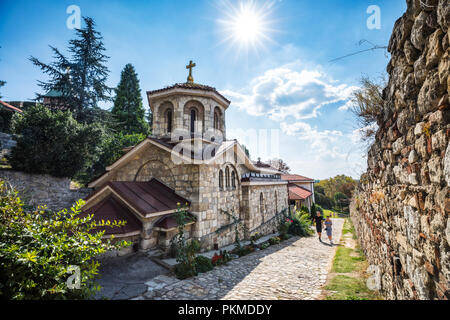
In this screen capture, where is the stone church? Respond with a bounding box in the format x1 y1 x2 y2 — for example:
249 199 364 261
83 62 289 252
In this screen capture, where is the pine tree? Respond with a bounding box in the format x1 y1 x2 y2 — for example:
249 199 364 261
0 46 5 99
30 17 111 123
0 80 5 99
111 64 149 135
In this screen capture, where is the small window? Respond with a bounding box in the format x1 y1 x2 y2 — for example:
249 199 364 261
260 193 264 222
166 109 173 133
231 171 236 189
190 109 196 133
219 170 224 190
225 167 230 189
275 191 278 213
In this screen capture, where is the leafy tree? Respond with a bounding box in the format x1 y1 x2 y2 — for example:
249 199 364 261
8 104 106 178
30 17 111 123
241 144 250 158
77 132 147 185
0 180 130 299
269 158 291 173
316 175 356 200
111 64 149 135
334 192 348 212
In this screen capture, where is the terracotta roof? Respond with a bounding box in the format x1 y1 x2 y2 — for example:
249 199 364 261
154 212 196 231
83 195 141 235
0 100 23 113
281 174 314 182
86 178 190 216
147 82 230 104
288 184 313 200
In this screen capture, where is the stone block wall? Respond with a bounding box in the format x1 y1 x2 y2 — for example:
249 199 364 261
0 170 91 211
350 0 449 300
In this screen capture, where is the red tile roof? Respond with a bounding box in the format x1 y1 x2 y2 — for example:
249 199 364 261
86 178 190 216
288 184 313 200
0 100 23 113
281 174 314 182
83 195 141 235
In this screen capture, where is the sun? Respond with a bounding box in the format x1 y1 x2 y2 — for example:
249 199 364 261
232 5 263 44
216 0 276 54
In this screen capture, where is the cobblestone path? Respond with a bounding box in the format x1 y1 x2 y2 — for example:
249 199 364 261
132 218 344 300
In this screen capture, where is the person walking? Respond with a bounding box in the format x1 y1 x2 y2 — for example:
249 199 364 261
324 216 333 245
314 211 324 241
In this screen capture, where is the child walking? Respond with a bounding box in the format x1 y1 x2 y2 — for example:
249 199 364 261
324 216 333 245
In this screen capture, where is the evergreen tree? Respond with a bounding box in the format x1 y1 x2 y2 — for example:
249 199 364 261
0 80 5 99
111 64 149 135
30 17 111 123
0 46 5 99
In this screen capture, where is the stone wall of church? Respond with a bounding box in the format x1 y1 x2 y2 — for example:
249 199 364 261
350 0 449 300
193 162 244 249
109 142 199 201
151 95 226 140
242 184 289 233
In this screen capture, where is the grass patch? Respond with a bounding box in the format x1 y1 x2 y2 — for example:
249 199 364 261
332 247 365 273
322 218 383 300
325 275 381 300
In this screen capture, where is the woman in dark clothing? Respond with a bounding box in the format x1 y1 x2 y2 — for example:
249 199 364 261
314 211 324 241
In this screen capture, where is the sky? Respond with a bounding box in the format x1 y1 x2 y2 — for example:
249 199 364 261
0 0 406 180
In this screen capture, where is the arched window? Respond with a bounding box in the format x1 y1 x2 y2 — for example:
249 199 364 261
231 171 236 189
260 193 265 223
219 170 224 190
214 110 220 130
225 167 230 189
214 107 222 131
275 191 278 213
190 109 196 133
166 109 173 133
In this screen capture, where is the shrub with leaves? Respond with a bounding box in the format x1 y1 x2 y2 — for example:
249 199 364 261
8 104 106 178
288 212 314 237
171 205 199 280
195 256 213 273
0 180 130 300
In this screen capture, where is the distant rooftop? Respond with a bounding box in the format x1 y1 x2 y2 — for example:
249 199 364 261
281 174 315 182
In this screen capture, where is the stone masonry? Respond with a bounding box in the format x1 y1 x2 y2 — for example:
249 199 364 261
351 0 449 300
0 170 91 211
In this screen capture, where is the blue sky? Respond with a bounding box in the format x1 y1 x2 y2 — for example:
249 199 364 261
0 0 406 179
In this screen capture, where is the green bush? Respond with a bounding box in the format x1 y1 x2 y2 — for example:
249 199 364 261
288 212 314 237
8 105 105 178
0 180 130 300
171 206 200 280
269 236 281 245
195 256 213 273
76 132 146 185
260 242 270 250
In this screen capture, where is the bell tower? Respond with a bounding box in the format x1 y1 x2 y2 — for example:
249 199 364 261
146 61 230 142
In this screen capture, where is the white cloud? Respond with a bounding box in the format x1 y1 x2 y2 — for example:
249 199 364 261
338 99 355 111
280 121 344 156
223 63 358 121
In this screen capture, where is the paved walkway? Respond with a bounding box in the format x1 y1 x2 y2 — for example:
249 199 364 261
131 218 344 300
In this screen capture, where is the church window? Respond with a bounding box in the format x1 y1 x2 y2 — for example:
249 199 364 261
190 109 196 133
225 167 230 189
219 170 224 190
231 170 236 189
166 109 173 133
260 193 265 222
275 191 278 213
